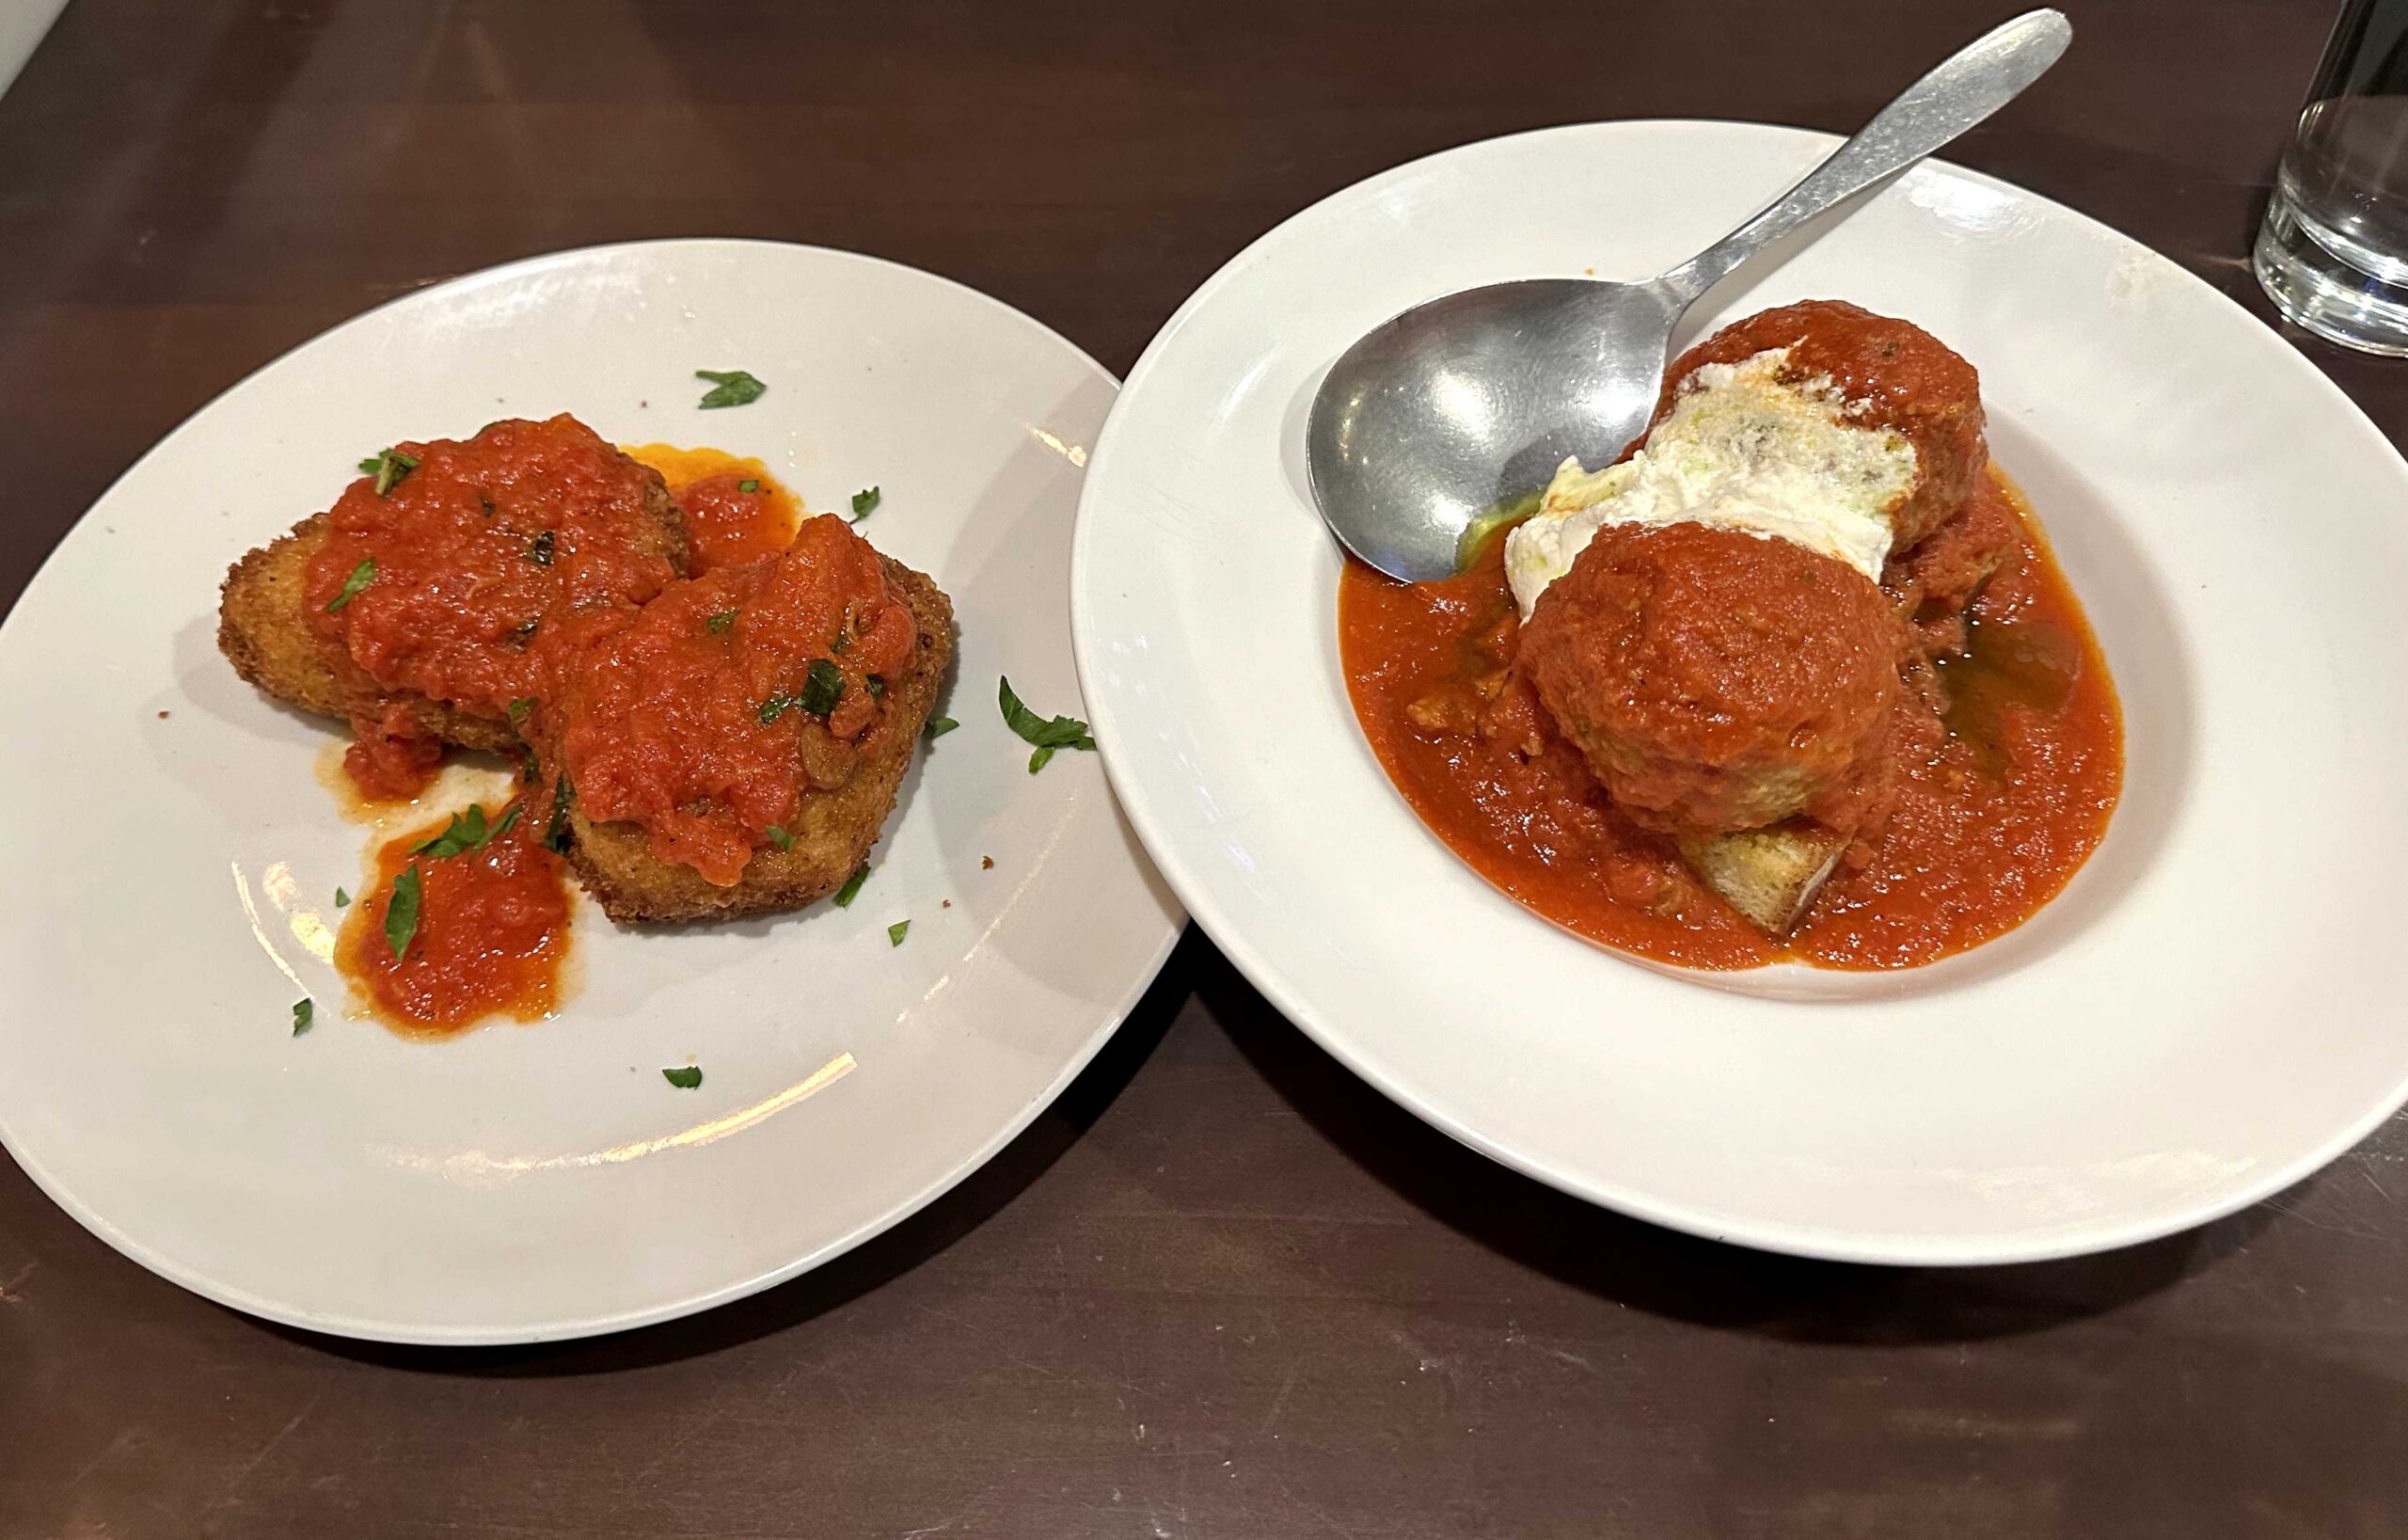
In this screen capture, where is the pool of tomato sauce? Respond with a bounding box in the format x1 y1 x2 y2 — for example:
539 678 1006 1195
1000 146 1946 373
333 800 574 1035
1337 470 2125 971
329 443 805 1031
622 443 804 574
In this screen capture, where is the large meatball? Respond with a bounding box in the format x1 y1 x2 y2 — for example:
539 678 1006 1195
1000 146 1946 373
1656 300 1985 550
1518 521 1900 836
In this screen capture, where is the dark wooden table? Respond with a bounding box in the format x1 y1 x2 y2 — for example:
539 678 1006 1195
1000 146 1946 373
5 2 2404 1535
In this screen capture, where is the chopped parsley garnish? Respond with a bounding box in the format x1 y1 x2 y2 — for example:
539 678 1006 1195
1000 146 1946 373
662 1066 704 1089
863 675 885 699
757 694 791 724
694 369 767 409
542 776 575 852
359 448 419 496
849 486 880 521
385 865 423 962
738 478 760 493
998 675 1095 774
412 802 519 859
832 865 870 907
325 558 376 613
526 529 555 566
887 920 910 946
830 627 850 655
334 887 350 908
292 998 313 1036
765 824 794 851
705 610 737 637
796 659 845 716
926 716 958 738
507 697 533 723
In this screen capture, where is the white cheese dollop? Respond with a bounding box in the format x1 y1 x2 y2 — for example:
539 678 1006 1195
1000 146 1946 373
1502 348 1917 619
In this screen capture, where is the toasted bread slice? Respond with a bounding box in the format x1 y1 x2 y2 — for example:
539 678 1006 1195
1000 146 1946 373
216 515 521 754
562 556 955 923
1679 821 1847 936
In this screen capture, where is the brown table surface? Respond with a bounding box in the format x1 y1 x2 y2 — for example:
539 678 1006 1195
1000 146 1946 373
5 2 2406 1535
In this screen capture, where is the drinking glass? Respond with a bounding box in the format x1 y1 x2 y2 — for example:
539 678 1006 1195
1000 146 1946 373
2256 0 2408 355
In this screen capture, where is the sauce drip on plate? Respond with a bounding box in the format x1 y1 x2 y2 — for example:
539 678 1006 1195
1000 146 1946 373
334 797 574 1034
622 443 804 574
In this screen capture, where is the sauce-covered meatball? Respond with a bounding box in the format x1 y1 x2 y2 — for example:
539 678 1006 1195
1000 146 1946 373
1518 521 1900 835
1655 299 1986 550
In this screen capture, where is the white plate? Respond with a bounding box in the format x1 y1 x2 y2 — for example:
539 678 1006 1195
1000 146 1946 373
1072 121 2408 1265
0 239 1181 1343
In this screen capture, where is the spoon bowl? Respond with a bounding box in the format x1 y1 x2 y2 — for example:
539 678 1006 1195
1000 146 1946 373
1306 8 2071 582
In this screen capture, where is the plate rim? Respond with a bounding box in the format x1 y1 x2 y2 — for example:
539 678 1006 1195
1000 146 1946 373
0 235 1185 1344
1070 117 2408 1266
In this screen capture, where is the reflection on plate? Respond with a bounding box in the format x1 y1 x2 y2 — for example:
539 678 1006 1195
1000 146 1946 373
0 239 1180 1343
1074 121 2408 1263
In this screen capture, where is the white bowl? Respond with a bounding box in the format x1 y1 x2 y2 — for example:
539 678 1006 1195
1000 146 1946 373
1072 121 2408 1264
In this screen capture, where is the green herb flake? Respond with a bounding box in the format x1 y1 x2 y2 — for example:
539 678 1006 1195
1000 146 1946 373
832 865 870 908
360 448 420 496
662 1066 704 1089
887 920 910 947
292 998 313 1036
705 610 737 638
526 529 555 566
507 697 534 723
738 478 761 493
926 716 958 739
334 887 350 909
863 675 885 699
325 558 376 613
413 803 490 858
998 676 1095 772
756 693 793 724
385 865 423 962
796 658 844 716
849 485 880 521
694 369 767 409
765 824 794 851
542 776 576 852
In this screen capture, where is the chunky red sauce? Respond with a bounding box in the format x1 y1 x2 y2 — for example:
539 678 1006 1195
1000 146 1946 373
1339 472 2123 970
623 443 804 574
334 798 574 1033
529 515 916 885
308 416 683 803
341 702 446 802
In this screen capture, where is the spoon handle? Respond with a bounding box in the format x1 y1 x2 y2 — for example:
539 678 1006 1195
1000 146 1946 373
1656 8 2072 306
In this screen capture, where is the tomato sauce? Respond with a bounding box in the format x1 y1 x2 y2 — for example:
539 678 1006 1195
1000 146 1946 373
623 443 804 574
1338 470 2123 970
334 798 574 1033
307 416 684 725
530 515 917 885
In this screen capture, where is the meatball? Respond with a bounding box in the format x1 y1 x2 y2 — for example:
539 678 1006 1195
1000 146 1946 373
1519 521 1900 836
1656 300 1986 550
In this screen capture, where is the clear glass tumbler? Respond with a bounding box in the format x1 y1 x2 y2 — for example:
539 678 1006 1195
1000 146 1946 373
2256 0 2408 355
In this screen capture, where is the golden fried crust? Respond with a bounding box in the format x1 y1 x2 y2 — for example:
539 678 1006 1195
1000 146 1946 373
562 556 956 923
215 514 521 754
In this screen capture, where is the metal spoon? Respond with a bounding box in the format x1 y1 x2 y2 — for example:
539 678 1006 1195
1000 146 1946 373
1305 8 2072 582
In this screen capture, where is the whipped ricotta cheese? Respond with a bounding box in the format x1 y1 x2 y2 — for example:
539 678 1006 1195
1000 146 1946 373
1502 348 1918 619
